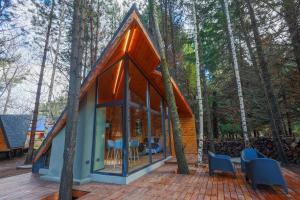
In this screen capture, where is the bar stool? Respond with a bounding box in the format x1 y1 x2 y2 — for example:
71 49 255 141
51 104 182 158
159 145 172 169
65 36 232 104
130 139 139 162
113 139 123 168
106 140 115 165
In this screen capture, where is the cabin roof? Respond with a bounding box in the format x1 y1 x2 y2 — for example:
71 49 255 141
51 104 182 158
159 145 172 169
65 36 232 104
28 116 46 132
0 115 31 149
34 4 193 162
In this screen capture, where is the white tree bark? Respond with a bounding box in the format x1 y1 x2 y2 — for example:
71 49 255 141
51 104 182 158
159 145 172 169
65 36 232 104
223 0 249 145
192 0 204 164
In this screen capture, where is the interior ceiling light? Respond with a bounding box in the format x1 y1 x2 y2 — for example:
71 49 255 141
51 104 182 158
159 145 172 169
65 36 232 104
123 29 131 52
128 28 136 52
113 60 123 94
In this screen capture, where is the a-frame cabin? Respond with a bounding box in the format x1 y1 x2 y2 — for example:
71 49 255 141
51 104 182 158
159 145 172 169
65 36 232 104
33 5 197 185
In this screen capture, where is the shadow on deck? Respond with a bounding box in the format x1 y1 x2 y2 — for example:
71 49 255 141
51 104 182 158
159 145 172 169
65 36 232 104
0 162 299 200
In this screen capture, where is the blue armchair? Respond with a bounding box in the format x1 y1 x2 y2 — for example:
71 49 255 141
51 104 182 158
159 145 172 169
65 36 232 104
208 151 236 177
248 158 288 193
241 148 288 193
241 148 266 173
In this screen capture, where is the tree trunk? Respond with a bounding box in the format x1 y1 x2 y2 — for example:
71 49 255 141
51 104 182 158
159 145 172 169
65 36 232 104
93 0 100 65
148 0 189 174
89 1 95 67
48 0 65 117
3 83 12 114
58 0 86 199
281 0 300 74
192 0 204 164
168 1 177 80
282 89 293 137
212 91 219 139
237 0 281 146
223 0 249 147
245 0 288 164
25 0 55 165
202 66 215 152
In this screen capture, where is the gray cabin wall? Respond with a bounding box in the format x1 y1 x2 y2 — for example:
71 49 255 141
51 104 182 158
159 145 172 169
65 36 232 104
47 128 65 178
45 83 96 183
73 83 96 181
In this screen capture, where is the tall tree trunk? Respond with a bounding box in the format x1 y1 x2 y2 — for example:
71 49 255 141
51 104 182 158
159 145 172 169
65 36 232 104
48 0 65 117
281 0 300 74
168 1 177 80
93 0 100 65
245 0 288 164
237 0 279 144
3 83 12 114
25 0 55 165
192 0 204 164
282 89 293 137
58 0 86 199
223 0 249 146
202 66 215 152
212 91 219 139
148 0 189 174
89 1 95 67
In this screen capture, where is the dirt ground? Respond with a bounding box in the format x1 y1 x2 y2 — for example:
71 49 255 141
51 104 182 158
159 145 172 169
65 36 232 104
0 154 31 179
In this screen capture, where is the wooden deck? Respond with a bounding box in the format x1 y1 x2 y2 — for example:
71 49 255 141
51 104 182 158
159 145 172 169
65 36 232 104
0 164 299 200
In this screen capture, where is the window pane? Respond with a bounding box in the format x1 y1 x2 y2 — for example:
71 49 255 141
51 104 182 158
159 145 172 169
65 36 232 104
128 106 150 172
98 60 124 104
150 86 164 162
128 61 150 172
93 106 123 174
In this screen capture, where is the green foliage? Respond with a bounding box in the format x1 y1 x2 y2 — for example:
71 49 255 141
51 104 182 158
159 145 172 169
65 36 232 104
182 40 197 93
39 96 67 121
293 123 300 137
219 117 241 136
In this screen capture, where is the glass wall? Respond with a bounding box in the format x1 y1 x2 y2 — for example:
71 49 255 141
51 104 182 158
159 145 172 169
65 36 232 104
92 57 171 176
94 106 123 174
93 60 124 174
128 61 150 172
150 86 164 162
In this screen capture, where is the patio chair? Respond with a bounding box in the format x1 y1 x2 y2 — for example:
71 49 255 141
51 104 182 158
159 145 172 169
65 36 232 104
241 148 266 173
208 151 236 177
145 137 162 154
245 158 288 193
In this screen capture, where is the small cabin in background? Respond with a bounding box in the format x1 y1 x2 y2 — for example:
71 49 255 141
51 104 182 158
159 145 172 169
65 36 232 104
0 115 31 158
25 115 47 150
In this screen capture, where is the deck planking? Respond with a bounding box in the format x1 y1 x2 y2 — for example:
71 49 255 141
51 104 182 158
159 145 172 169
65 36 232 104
0 163 299 200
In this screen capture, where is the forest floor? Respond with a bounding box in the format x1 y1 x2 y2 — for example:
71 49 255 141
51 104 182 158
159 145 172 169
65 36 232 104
0 154 31 179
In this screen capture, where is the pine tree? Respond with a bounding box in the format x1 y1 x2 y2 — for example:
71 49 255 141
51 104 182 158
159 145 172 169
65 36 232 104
148 0 189 174
222 0 249 146
25 0 55 164
192 0 204 163
58 0 86 198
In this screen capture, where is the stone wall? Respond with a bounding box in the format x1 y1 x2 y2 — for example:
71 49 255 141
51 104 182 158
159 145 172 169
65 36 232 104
204 137 300 164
